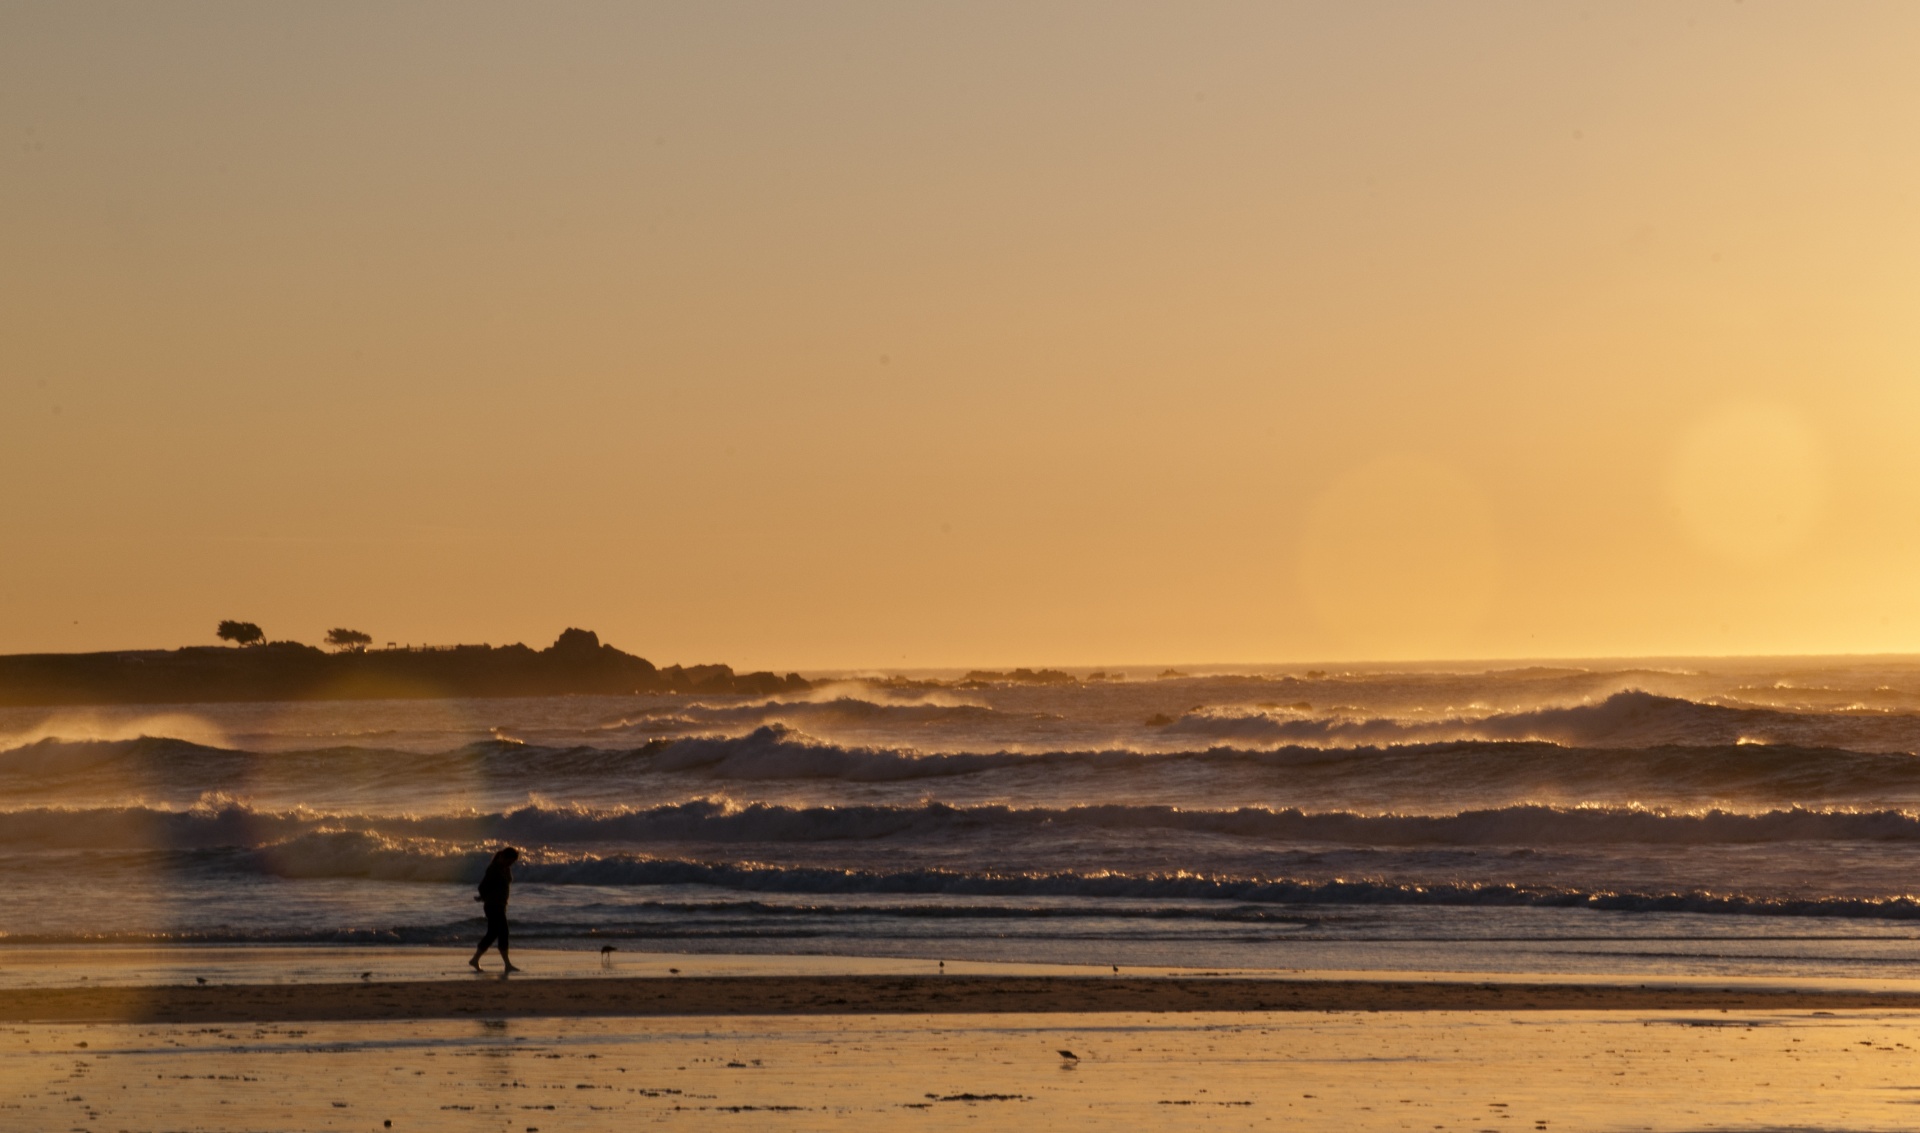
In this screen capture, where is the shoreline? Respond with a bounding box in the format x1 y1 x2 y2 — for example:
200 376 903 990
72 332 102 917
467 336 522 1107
9 974 1920 1024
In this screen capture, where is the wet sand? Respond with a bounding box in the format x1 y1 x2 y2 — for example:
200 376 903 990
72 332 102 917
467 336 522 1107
7 973 1920 1024
10 950 1920 1130
11 1009 1920 1131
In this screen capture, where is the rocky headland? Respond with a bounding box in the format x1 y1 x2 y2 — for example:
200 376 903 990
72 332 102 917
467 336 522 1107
0 628 808 706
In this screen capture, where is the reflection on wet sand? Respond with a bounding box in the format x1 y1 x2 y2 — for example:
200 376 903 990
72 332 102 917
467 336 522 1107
6 1009 1920 1132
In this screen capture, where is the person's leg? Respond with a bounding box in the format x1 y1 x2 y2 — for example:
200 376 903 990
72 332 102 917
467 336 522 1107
499 914 519 973
471 907 502 968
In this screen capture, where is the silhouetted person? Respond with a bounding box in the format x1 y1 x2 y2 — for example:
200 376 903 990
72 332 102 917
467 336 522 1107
469 846 520 972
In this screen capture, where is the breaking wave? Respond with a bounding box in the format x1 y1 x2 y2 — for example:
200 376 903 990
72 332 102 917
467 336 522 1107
21 669 1920 959
11 797 1920 852
1166 690 1920 752
10 721 1920 805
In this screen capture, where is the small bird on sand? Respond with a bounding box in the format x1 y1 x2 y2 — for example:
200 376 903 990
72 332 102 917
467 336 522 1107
1058 1050 1079 1061
600 945 617 954
668 967 680 974
1112 965 1119 974
360 972 372 981
195 977 207 985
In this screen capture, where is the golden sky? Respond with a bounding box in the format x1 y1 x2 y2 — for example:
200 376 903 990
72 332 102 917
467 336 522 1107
5 2 1919 669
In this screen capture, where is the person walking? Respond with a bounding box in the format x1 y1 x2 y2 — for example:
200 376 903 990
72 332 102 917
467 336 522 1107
469 846 521 972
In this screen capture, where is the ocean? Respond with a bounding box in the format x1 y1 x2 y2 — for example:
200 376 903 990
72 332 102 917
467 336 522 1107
7 659 1920 980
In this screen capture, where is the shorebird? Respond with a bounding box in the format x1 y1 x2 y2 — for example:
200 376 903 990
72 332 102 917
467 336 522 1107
360 972 372 981
195 976 207 985
600 945 617 954
1057 1049 1079 1061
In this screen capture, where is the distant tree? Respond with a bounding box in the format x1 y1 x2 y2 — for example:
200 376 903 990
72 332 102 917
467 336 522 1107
325 627 373 652
216 620 265 647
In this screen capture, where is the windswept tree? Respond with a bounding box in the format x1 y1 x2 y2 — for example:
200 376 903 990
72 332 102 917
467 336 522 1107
216 620 265 647
325 627 373 652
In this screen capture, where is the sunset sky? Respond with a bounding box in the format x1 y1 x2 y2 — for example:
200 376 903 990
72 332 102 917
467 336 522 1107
5 2 1920 669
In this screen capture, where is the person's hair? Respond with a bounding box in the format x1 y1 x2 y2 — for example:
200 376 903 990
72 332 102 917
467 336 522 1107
498 846 520 862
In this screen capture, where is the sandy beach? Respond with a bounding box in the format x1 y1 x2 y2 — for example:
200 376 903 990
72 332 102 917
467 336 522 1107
12 1004 1920 1131
8 949 1920 1129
